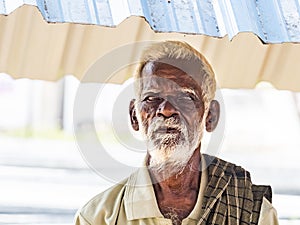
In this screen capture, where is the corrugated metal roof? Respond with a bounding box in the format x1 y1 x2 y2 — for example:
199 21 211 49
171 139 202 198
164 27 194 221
2 0 300 43
0 1 300 91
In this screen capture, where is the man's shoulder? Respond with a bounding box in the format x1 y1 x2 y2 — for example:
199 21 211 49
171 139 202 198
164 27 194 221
77 179 128 224
204 154 273 201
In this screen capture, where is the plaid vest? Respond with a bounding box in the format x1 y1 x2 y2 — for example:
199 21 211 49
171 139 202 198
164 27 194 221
198 154 272 225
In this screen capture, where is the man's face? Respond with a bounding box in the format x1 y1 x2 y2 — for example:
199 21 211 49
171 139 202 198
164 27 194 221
135 62 207 172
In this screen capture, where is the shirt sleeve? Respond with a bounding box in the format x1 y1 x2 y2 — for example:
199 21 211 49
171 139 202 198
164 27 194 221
74 211 92 225
258 197 279 225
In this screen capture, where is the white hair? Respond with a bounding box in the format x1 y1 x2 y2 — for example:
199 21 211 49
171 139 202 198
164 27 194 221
146 112 207 179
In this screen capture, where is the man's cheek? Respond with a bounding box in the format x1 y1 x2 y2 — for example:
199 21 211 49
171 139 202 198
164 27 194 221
140 109 156 127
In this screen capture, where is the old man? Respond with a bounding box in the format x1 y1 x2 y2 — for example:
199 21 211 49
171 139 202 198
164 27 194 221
74 41 279 225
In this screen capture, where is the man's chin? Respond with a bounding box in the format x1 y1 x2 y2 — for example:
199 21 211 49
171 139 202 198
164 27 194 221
147 147 193 176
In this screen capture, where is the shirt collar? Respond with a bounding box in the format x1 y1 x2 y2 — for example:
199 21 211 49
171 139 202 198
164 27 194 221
124 154 208 221
124 165 164 220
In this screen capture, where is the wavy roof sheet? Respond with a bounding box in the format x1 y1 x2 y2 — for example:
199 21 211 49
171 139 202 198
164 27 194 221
2 0 300 43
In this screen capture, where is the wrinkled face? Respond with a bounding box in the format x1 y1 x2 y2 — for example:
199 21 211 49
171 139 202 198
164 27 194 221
136 62 207 172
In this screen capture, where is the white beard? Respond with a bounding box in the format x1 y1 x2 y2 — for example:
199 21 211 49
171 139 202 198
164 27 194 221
144 116 205 178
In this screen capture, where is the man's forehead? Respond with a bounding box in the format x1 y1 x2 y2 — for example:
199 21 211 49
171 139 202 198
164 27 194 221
142 61 204 83
142 85 197 96
142 75 190 91
141 62 204 93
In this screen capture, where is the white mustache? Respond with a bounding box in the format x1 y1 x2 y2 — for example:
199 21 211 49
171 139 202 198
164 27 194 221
148 117 184 134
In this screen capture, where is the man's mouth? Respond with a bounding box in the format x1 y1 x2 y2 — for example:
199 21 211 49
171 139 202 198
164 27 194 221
156 127 181 134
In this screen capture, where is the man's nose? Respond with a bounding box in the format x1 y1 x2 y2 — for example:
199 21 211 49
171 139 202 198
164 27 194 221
156 100 179 118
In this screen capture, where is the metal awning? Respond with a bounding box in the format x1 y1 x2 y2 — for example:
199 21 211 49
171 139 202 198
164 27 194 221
1 0 300 90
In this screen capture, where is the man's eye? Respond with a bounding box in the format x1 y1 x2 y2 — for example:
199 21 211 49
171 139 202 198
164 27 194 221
144 96 162 103
177 95 194 102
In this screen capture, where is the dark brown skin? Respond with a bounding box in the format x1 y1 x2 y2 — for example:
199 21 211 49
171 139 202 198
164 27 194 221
138 62 206 134
129 62 220 225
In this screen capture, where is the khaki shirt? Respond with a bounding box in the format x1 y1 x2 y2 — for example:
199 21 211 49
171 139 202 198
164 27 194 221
75 164 279 225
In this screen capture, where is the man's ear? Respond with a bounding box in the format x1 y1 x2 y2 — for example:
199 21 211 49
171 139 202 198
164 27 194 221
205 100 220 132
129 99 139 131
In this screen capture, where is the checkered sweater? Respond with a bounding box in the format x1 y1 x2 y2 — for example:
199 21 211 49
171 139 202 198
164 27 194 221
198 154 272 225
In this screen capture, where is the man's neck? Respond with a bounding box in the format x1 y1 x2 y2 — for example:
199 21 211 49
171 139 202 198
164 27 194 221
148 149 201 225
